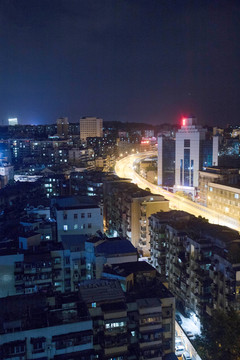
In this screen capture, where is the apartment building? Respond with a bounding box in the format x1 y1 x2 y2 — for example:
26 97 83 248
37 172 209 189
198 166 239 205
104 179 169 255
51 196 103 241
149 210 240 317
0 293 94 360
79 276 175 359
80 117 103 141
207 182 240 222
57 117 69 138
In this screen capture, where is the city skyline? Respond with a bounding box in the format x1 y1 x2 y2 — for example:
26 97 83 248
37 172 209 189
1 0 240 126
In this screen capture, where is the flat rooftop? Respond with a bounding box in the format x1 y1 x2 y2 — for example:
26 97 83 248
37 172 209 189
52 196 99 210
79 279 125 304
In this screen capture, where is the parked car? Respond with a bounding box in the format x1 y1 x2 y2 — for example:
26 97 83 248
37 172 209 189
175 314 182 325
185 330 194 339
175 344 185 356
183 352 192 360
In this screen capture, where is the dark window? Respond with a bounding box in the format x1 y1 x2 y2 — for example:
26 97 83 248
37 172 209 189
88 223 92 229
63 214 67 220
87 213 91 218
184 139 190 147
81 213 85 218
74 213 78 219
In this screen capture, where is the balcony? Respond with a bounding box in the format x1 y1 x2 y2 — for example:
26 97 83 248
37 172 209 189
104 344 128 356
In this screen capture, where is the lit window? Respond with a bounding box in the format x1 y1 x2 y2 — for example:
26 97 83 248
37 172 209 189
92 302 96 308
209 187 213 192
63 225 68 231
235 194 239 199
74 224 78 230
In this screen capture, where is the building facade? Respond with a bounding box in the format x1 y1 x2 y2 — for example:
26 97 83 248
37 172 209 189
80 117 103 141
198 167 239 205
57 117 69 138
207 182 240 222
149 210 240 317
157 137 175 188
103 179 169 255
51 196 103 241
175 117 218 192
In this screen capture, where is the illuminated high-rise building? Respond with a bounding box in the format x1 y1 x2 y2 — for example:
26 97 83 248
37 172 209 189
8 118 18 126
157 116 219 195
174 116 218 191
80 117 103 141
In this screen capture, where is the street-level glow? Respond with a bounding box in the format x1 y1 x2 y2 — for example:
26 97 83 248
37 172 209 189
115 152 240 232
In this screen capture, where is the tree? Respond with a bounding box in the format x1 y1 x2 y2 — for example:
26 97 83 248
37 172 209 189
194 309 240 360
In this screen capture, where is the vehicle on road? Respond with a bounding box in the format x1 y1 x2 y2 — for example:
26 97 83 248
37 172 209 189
175 344 185 357
175 314 182 325
182 352 192 360
185 330 194 339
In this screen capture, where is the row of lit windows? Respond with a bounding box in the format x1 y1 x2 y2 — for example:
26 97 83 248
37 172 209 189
105 321 126 329
209 187 240 199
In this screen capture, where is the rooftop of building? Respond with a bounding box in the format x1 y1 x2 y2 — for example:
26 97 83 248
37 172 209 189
51 195 99 210
127 277 174 301
200 166 240 174
103 261 155 278
79 279 125 304
136 297 162 309
0 293 90 333
151 210 240 262
105 179 165 199
61 234 90 251
95 238 137 257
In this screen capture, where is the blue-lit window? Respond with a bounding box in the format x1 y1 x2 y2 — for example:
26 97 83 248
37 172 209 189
191 160 194 187
180 159 183 185
184 149 190 186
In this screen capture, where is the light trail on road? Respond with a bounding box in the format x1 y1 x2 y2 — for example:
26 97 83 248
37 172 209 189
115 152 240 232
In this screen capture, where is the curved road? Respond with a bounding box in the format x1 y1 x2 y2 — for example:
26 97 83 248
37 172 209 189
115 152 240 232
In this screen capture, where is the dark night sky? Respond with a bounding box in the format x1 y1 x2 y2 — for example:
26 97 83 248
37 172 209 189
1 0 240 126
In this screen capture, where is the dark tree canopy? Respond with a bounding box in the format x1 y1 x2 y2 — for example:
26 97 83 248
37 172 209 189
194 310 240 360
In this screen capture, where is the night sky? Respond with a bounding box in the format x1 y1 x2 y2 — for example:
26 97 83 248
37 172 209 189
1 0 240 126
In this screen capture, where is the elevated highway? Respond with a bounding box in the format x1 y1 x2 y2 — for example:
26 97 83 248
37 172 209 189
115 152 240 232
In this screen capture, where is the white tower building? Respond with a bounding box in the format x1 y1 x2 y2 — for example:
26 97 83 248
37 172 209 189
174 116 218 193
